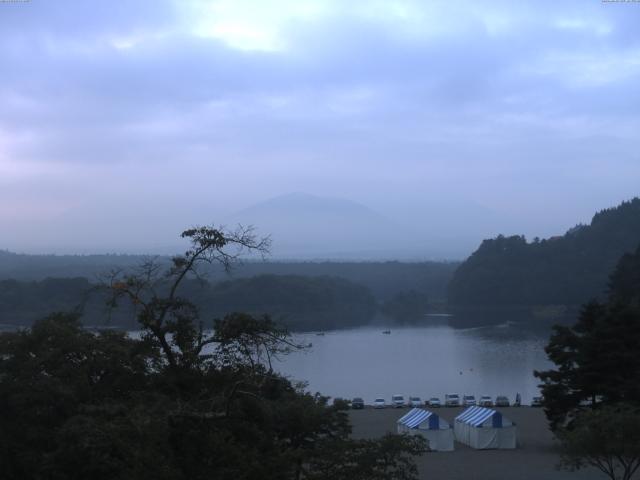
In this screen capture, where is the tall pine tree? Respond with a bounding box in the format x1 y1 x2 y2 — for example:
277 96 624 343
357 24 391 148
535 244 640 430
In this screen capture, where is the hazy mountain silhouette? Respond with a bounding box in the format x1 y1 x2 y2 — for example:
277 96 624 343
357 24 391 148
229 193 421 259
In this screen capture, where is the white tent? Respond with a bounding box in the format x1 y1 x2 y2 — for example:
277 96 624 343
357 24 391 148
396 408 454 451
454 406 516 449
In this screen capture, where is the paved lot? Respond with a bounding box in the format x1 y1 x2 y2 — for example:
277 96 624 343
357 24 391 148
348 407 603 480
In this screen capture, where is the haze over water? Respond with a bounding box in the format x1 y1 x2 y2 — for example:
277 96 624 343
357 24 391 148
276 324 551 403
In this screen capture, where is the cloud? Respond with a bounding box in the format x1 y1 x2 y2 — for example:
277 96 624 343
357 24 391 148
1 0 639 254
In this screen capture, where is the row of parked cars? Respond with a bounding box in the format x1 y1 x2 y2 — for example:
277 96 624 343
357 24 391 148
349 394 543 409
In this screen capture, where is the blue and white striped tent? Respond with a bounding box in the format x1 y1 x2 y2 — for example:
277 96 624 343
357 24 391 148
456 406 506 428
397 408 454 451
454 406 516 449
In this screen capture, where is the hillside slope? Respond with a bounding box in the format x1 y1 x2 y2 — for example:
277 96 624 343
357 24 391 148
448 198 640 306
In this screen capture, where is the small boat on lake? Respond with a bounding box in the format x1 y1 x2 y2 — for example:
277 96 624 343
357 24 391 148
382 330 391 335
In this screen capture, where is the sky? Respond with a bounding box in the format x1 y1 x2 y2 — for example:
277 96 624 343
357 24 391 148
1 0 639 258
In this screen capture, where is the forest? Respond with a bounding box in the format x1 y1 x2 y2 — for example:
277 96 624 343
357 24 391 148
3 198 640 330
448 198 640 307
0 258 456 330
0 252 457 301
0 275 378 331
193 275 378 331
0 273 440 331
0 227 427 480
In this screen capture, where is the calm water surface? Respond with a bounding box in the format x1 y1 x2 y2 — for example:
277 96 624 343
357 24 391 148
274 323 552 404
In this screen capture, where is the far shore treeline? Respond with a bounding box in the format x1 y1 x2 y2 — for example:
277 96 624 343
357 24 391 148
1 197 639 331
0 268 447 331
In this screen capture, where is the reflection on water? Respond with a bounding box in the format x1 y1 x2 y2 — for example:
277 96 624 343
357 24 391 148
274 323 552 404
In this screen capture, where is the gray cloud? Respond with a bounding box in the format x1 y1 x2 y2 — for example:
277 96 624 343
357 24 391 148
1 0 639 256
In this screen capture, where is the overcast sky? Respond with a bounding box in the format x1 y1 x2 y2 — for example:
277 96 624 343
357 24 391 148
1 0 639 257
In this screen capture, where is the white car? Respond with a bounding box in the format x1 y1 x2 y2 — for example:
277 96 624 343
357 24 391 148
463 395 476 407
428 397 441 407
373 397 386 409
408 396 422 408
479 396 493 407
445 393 460 407
391 394 406 408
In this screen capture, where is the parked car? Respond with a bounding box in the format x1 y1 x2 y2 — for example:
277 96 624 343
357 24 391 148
391 394 406 408
479 395 493 407
531 396 543 407
351 397 365 409
409 396 422 408
495 395 510 407
445 393 460 407
373 397 386 409
463 395 477 407
428 397 441 408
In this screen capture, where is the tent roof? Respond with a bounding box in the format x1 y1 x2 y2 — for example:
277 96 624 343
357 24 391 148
397 408 436 428
455 406 504 427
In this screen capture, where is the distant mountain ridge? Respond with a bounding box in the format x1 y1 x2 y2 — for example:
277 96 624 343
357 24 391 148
229 192 425 259
235 192 388 219
448 198 640 306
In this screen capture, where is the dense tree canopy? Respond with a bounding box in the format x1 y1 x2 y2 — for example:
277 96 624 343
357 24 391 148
535 243 640 430
449 198 640 306
558 404 640 480
0 274 377 331
380 290 430 322
0 277 91 325
0 250 457 304
609 244 640 308
0 226 427 479
198 274 377 331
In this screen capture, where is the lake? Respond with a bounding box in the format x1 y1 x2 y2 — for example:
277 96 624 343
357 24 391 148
274 322 552 405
